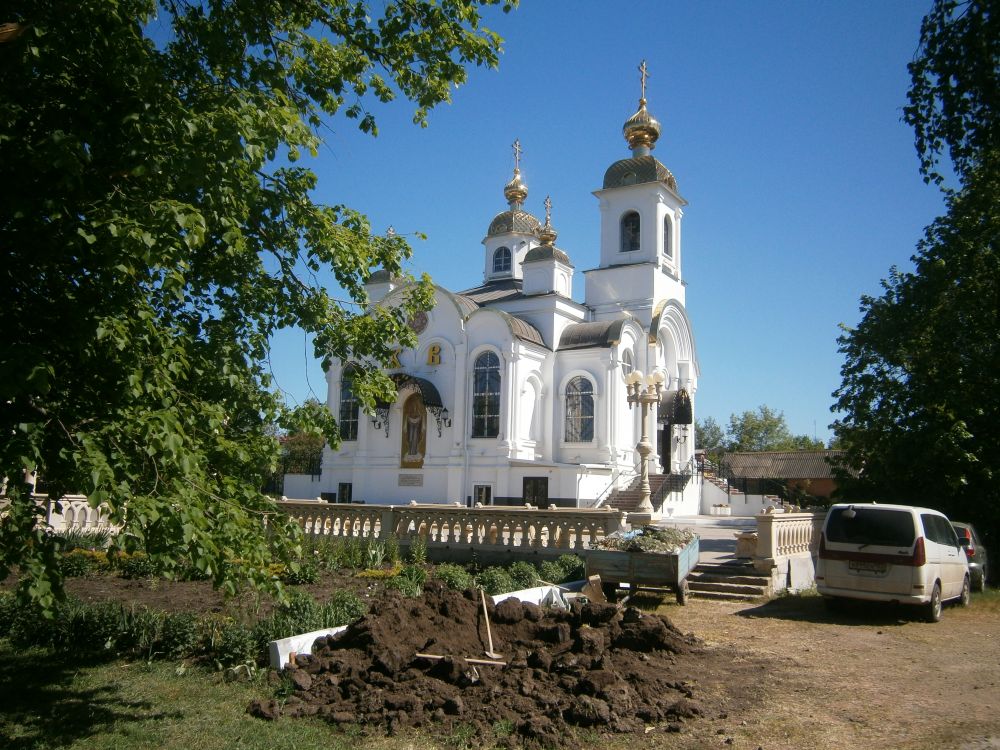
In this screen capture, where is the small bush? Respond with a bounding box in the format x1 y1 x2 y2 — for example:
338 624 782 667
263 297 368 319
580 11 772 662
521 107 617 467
387 564 427 598
475 566 516 595
555 554 585 582
282 558 320 585
114 552 158 579
60 549 101 577
408 536 428 565
55 527 112 552
322 590 366 626
537 560 566 584
159 612 201 657
508 561 539 590
213 621 258 667
434 563 474 591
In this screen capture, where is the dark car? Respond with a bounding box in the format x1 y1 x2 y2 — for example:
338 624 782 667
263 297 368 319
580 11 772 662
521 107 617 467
952 522 989 592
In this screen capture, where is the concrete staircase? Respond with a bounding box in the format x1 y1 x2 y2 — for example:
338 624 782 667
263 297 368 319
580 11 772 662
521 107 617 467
687 562 771 601
606 473 689 512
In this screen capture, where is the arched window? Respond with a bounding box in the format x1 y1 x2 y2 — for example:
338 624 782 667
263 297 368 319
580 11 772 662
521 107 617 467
472 352 501 438
621 349 634 380
565 377 595 442
339 373 359 441
620 211 640 253
493 246 512 274
663 215 673 259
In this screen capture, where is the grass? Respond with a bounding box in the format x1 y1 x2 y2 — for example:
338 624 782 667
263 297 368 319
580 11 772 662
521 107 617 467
0 640 581 750
0 642 372 750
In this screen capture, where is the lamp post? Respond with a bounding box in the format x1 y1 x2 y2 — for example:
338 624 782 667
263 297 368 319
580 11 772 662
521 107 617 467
626 368 665 519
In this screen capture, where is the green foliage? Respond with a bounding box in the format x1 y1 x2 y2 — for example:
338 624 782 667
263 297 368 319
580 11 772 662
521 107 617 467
474 566 515 595
212 622 259 668
0 0 515 613
834 0 1000 550
321 590 366 627
905 0 1000 187
54 528 112 552
113 552 159 580
538 560 568 585
433 562 475 591
554 554 586 581
725 405 823 453
408 536 428 565
387 564 427 597
507 560 539 589
58 549 104 578
695 416 726 456
159 612 201 658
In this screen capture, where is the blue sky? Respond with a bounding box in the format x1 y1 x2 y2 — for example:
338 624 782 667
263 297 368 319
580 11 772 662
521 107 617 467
267 0 946 444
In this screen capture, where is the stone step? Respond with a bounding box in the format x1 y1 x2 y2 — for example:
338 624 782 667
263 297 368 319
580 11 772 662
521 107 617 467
689 588 763 602
690 572 771 586
687 580 769 596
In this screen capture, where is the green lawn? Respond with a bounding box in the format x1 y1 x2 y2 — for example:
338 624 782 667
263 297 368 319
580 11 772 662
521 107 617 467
0 643 398 750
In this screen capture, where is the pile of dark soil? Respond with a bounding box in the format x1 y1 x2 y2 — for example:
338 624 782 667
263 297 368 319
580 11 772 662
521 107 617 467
250 581 706 746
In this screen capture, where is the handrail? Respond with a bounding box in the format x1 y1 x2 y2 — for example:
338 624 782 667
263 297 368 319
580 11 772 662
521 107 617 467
590 467 639 509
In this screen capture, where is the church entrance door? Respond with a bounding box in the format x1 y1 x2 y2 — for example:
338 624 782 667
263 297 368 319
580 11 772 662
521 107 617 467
523 477 548 506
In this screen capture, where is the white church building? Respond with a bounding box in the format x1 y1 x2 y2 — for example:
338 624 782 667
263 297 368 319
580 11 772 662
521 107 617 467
288 76 701 517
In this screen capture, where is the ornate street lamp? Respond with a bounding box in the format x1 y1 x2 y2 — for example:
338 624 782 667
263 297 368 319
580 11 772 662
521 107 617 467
626 368 665 517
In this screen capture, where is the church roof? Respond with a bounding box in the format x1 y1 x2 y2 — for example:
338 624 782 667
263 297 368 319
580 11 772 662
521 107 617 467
523 244 572 266
558 319 628 350
458 278 524 305
499 311 545 347
487 209 541 237
603 155 679 193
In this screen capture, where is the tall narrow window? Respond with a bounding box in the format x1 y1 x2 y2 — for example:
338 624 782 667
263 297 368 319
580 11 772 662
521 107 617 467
620 211 640 253
493 246 512 274
339 373 359 441
621 349 634 380
663 215 673 259
565 376 595 442
472 352 501 438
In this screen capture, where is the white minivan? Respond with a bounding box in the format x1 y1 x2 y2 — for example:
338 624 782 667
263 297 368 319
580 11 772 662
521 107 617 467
816 503 971 622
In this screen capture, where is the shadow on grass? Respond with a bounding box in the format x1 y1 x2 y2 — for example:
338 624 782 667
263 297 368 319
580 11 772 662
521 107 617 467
732 593 927 627
0 646 181 750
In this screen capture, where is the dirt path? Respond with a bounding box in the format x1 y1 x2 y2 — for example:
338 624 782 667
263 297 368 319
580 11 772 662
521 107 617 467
659 592 1000 750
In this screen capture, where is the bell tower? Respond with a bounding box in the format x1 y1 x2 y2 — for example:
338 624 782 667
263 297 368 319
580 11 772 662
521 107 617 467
584 61 687 328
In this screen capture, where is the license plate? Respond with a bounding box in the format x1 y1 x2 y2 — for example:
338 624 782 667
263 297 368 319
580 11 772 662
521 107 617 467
849 559 887 574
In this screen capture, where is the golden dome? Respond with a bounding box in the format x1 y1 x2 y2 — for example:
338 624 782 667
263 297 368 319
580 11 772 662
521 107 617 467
623 97 661 152
504 167 528 207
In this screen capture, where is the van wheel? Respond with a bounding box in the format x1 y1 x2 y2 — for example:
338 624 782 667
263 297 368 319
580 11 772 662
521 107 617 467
960 575 971 607
924 582 943 622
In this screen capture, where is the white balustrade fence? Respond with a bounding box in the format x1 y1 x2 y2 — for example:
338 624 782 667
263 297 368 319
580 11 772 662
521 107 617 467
753 511 825 592
278 501 628 554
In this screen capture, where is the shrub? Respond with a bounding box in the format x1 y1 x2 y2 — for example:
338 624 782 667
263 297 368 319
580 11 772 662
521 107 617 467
213 621 259 667
475 566 515 595
322 590 366 626
538 560 566 584
408 536 428 565
60 549 102 577
434 563 474 591
282 558 320 585
555 554 585 582
159 612 202 658
114 552 158 579
387 564 427 597
508 561 539 590
55 527 112 552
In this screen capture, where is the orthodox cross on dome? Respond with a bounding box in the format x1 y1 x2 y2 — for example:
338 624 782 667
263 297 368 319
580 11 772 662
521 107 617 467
638 60 649 101
512 138 523 172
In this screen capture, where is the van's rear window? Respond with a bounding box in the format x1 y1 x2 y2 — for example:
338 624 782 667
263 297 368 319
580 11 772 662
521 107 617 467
826 508 916 547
